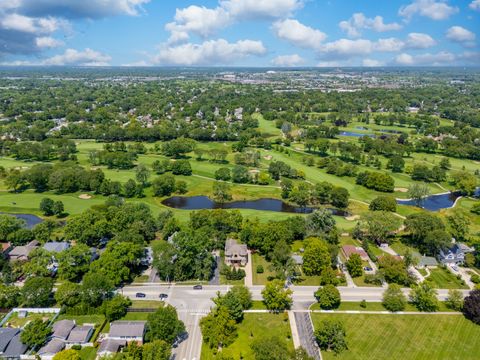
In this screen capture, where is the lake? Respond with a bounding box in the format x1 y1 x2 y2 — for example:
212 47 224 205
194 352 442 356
0 213 43 228
339 131 375 138
397 188 480 211
162 196 349 216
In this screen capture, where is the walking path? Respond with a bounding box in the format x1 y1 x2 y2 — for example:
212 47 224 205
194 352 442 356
244 250 253 287
288 311 301 349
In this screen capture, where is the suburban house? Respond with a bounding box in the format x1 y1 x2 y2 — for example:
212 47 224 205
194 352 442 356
0 328 28 360
1 242 12 256
107 321 146 344
8 240 40 261
224 239 248 266
37 320 94 359
43 241 70 253
438 243 475 265
97 339 127 358
38 339 65 360
341 245 369 261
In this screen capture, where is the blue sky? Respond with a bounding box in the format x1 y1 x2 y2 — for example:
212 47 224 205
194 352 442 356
0 0 478 66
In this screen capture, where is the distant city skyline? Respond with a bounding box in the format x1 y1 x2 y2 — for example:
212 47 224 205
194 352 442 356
0 0 479 67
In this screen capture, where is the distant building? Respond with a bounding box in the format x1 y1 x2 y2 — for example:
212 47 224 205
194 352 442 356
224 239 248 266
108 321 146 344
0 328 28 360
341 245 369 261
43 241 70 253
438 243 475 265
8 240 39 261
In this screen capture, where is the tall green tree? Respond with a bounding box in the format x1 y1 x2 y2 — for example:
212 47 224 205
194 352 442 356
262 279 293 312
146 305 185 345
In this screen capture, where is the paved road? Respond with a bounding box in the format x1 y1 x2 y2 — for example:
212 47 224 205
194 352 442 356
122 284 471 359
294 312 321 360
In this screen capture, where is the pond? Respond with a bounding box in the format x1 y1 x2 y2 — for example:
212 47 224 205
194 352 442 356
339 131 375 138
0 213 43 229
397 188 480 211
162 196 350 216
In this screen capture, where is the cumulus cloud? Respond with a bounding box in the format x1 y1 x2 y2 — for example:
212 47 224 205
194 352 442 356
319 39 374 57
165 5 230 42
35 36 63 48
43 48 111 66
446 26 476 47
363 58 384 67
469 0 480 11
405 32 437 48
339 13 402 37
399 0 458 20
395 51 456 65
9 0 150 19
271 54 304 66
221 0 303 19
152 39 266 66
165 0 303 42
272 19 326 49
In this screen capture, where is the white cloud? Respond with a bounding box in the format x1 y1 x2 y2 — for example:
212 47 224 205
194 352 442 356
363 58 384 67
399 0 458 20
272 19 326 49
43 48 111 66
8 0 150 18
165 5 230 41
271 54 304 66
375 38 405 52
152 39 266 66
0 13 63 34
395 51 456 65
446 26 476 46
469 0 480 11
339 13 402 37
221 0 302 19
405 32 437 48
319 39 374 57
35 36 63 48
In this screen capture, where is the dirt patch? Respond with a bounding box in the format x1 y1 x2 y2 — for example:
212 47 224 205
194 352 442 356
263 155 272 161
394 187 409 193
248 169 260 174
341 232 350 237
345 215 361 221
79 194 92 200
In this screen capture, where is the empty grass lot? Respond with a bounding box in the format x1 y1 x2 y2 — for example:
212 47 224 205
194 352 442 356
201 313 293 360
426 267 468 289
312 313 480 360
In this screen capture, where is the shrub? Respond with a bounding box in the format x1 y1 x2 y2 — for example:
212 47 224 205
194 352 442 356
315 285 341 310
256 265 264 274
471 274 480 284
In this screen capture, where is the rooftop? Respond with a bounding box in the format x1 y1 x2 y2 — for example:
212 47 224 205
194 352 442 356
225 239 247 257
109 321 146 338
52 319 75 340
43 241 70 253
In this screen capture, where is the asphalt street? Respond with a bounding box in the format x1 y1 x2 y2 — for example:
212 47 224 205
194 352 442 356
122 284 471 360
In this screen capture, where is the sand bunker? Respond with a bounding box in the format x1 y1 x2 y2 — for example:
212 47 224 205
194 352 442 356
394 187 409 193
79 194 92 200
345 215 361 221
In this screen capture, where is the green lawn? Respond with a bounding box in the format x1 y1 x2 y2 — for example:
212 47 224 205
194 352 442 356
252 253 275 285
310 301 455 312
78 347 97 360
426 267 468 289
312 313 480 360
201 313 293 360
4 312 55 328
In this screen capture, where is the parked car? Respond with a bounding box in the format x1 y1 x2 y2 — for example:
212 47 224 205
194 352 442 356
159 293 168 299
193 285 203 290
364 266 373 272
135 292 146 298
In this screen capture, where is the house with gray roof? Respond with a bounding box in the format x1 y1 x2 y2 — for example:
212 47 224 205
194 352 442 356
0 328 28 360
8 240 39 261
97 339 126 358
38 338 65 360
66 325 94 344
51 319 75 340
43 241 70 253
108 321 146 344
438 243 475 265
224 239 248 266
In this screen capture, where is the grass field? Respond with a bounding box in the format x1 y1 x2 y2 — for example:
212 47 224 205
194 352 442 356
312 313 480 360
201 312 293 360
309 301 455 312
4 312 55 328
426 267 468 289
252 253 275 285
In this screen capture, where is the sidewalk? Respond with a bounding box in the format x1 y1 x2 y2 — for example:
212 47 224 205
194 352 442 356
244 250 253 287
